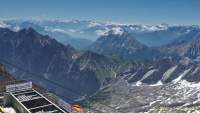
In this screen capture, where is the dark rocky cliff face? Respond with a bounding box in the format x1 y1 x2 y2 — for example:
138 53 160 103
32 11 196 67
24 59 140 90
0 28 102 100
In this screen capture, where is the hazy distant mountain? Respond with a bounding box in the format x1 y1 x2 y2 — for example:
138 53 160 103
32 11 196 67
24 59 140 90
1 20 93 49
127 25 200 46
2 19 200 48
159 31 200 60
89 28 162 60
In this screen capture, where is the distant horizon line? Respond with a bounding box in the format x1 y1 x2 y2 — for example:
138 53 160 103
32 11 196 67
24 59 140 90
0 18 200 26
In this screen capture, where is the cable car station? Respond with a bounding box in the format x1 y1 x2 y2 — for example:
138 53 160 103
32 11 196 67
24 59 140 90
4 82 68 113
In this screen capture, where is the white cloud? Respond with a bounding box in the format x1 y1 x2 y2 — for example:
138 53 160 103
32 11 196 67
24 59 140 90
0 21 9 28
51 28 66 33
44 27 68 34
96 27 125 36
88 21 102 28
95 28 110 36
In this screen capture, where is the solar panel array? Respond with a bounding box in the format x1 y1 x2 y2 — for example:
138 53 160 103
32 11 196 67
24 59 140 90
10 89 68 113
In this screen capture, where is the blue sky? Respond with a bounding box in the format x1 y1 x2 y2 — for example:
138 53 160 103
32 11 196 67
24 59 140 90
0 0 200 25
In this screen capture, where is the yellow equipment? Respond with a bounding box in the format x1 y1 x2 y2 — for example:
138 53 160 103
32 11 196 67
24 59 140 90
72 104 83 113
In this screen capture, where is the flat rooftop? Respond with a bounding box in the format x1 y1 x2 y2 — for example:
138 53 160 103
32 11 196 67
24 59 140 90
9 89 68 113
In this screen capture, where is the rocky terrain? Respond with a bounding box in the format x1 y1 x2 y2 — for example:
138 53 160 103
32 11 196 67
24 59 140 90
0 27 123 100
84 78 200 113
89 28 162 60
2 20 200 113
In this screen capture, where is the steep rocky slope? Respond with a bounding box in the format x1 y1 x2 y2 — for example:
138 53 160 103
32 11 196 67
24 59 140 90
90 29 161 60
0 28 122 100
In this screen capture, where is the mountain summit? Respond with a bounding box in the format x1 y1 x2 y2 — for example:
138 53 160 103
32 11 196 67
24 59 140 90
90 29 161 60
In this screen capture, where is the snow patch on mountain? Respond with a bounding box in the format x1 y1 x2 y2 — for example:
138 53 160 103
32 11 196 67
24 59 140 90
95 28 109 36
135 81 143 86
162 65 178 81
141 24 168 32
110 27 124 35
88 21 102 28
172 68 192 83
0 21 9 28
128 24 169 32
140 69 158 81
96 27 125 36
175 80 200 89
150 80 163 86
13 25 20 31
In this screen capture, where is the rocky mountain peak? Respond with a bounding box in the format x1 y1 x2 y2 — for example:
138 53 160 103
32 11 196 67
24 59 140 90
103 27 128 37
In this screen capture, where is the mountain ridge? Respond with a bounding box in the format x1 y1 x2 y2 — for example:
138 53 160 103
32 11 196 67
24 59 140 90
89 29 162 60
0 27 120 100
2 19 200 48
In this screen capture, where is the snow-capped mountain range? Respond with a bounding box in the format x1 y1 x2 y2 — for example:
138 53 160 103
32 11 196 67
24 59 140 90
1 19 200 49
